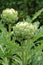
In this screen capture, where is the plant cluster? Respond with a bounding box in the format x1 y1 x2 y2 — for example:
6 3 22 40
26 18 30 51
0 8 43 65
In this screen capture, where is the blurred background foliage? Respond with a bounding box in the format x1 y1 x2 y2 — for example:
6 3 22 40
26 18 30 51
0 0 43 25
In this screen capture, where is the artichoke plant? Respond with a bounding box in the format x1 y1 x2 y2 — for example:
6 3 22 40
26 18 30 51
1 8 18 32
13 22 37 42
1 8 18 24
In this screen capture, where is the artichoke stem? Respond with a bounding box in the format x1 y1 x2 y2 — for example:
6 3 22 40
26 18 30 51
9 24 11 32
21 43 27 65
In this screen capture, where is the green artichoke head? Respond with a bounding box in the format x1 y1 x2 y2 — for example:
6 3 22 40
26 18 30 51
1 8 18 24
13 22 37 41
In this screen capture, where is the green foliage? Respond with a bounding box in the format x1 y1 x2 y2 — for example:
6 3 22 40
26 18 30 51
0 7 43 65
28 51 43 65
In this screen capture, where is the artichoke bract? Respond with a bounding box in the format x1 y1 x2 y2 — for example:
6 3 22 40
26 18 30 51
13 22 37 41
1 8 18 24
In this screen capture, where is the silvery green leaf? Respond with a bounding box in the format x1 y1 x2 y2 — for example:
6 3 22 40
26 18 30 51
33 21 40 28
32 8 43 21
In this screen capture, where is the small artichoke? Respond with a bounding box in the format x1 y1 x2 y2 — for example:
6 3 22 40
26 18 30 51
13 22 37 41
1 8 18 24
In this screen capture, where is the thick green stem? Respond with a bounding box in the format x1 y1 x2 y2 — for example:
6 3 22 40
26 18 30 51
9 24 11 40
22 51 27 65
21 44 27 65
9 24 11 32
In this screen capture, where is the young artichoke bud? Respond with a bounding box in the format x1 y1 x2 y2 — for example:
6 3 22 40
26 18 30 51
13 22 37 41
1 8 18 24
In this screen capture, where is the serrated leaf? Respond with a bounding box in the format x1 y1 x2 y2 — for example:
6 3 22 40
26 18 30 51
32 27 43 42
12 56 22 65
32 8 43 21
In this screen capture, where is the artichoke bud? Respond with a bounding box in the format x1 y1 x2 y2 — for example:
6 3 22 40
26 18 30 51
13 22 37 41
1 8 18 24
